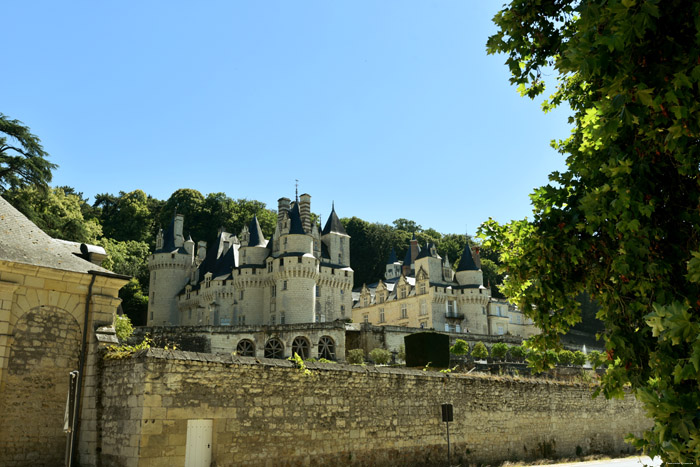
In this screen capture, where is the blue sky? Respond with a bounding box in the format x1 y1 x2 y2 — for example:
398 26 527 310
2 1 570 235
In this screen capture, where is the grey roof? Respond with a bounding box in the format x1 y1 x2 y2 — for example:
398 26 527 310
288 202 305 235
456 243 479 271
0 195 111 274
387 247 398 264
155 215 187 254
402 248 412 266
247 215 266 247
321 205 347 235
198 231 238 278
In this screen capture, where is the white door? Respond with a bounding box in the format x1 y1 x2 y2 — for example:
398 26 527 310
185 419 213 467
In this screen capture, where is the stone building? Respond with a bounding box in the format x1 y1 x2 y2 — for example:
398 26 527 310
147 193 354 328
351 236 539 338
0 196 127 466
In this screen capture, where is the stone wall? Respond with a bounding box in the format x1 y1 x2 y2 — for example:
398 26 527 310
98 348 650 466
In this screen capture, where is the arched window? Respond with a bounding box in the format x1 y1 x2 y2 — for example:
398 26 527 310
236 339 255 357
264 338 284 359
292 337 310 359
318 336 335 360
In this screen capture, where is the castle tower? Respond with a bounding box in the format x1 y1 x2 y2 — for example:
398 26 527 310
235 216 270 325
414 242 444 283
274 202 318 323
321 203 350 267
299 193 312 234
147 214 194 325
455 241 483 286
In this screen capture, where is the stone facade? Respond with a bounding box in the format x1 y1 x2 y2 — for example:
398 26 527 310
352 236 539 338
98 348 650 466
0 196 127 466
147 194 354 327
134 320 346 360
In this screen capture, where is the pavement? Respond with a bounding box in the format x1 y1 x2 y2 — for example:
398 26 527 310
540 456 664 467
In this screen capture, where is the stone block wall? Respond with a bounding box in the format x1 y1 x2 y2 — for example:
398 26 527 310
98 348 650 466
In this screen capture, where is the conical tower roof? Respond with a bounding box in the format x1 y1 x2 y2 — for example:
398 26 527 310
247 215 266 247
322 203 347 235
456 242 479 271
288 202 305 234
387 247 398 264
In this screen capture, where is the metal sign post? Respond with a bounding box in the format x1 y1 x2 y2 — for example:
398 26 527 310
441 403 453 466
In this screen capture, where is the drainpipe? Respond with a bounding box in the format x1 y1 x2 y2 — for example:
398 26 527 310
67 270 130 466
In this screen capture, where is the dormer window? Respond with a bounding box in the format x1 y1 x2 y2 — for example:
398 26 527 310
205 276 211 288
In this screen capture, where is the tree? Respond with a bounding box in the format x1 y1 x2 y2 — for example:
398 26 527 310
5 186 102 243
449 339 470 357
0 113 56 193
491 342 509 361
484 1 700 461
98 190 153 243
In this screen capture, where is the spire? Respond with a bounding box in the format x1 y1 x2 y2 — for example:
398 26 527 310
288 202 305 234
247 215 266 247
322 204 347 235
387 247 398 264
403 248 412 266
456 242 479 272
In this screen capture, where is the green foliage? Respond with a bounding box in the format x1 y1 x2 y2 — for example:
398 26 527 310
449 339 469 357
368 348 391 365
491 342 509 361
572 351 587 367
471 342 489 360
587 351 606 370
397 344 406 362
485 0 700 461
118 278 149 326
508 344 527 362
558 350 575 366
347 349 365 365
5 186 102 243
0 113 56 193
104 336 152 360
114 314 134 342
99 239 150 286
288 352 311 376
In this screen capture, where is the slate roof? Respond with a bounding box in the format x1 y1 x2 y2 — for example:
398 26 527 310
387 247 398 264
155 216 188 254
0 195 111 274
321 205 347 235
247 215 266 247
402 248 412 267
197 231 238 278
456 243 479 271
288 202 305 235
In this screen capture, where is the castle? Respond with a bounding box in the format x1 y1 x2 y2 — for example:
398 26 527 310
147 193 354 328
351 235 539 338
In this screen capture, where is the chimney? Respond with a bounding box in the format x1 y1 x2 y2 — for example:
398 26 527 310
278 197 291 225
197 241 207 261
174 214 185 248
299 193 311 234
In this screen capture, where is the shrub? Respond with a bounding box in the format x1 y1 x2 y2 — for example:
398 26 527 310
509 344 527 361
450 339 470 356
545 349 560 365
347 349 365 365
397 344 406 362
369 348 391 365
588 350 605 369
114 314 133 342
558 350 575 366
491 342 509 361
572 351 587 366
471 342 489 360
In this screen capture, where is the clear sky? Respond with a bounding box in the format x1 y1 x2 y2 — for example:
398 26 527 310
2 1 571 235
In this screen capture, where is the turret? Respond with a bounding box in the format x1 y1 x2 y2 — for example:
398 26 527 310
321 203 349 267
414 242 443 283
455 242 483 286
299 193 312 234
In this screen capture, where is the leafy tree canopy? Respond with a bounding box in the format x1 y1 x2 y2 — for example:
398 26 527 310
0 114 56 193
483 0 700 461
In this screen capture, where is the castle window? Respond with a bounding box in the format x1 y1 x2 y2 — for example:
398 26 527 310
271 285 276 297
283 280 288 290
206 276 211 288
292 337 310 359
482 306 486 315
447 301 455 316
318 336 335 360
268 262 273 273
379 308 385 323
270 313 276 325
236 339 255 357
152 291 156 303
316 286 320 297
264 338 284 359
340 289 344 295
284 237 288 247
280 258 284 266
344 271 348 277
363 314 369 323
420 284 426 294
280 312 285 324
401 304 407 319
363 297 368 306
331 269 335 275
298 256 302 263
378 294 384 304
340 305 345 315
400 288 406 299
420 301 427 316
240 290 244 300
